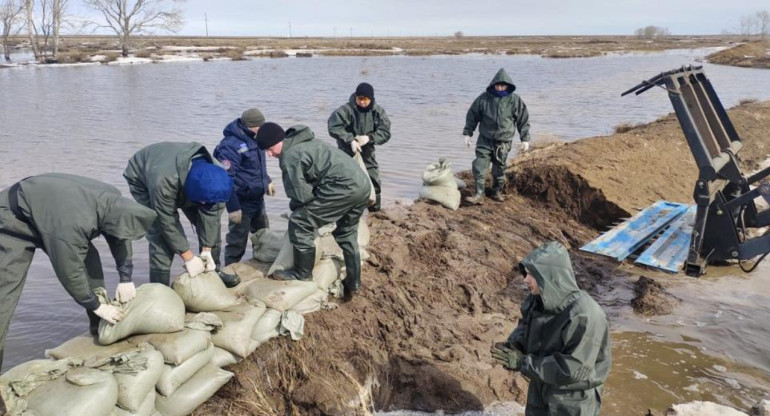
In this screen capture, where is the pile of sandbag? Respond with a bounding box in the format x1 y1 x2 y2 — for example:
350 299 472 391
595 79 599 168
419 158 462 210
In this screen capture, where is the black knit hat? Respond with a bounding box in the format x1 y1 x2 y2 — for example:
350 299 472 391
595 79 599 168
354 82 374 99
255 122 286 150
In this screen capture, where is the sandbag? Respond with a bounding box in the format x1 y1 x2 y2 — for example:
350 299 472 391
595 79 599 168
318 234 343 259
155 364 233 416
290 290 328 315
210 347 241 368
279 311 305 341
46 336 135 362
251 229 286 263
115 390 156 416
422 158 457 188
26 368 118 416
211 302 266 358
419 185 461 211
0 359 75 413
129 329 211 365
358 216 370 248
267 232 323 276
99 284 186 345
224 260 265 282
238 278 318 311
114 347 164 412
172 271 239 312
156 345 214 398
313 257 343 292
251 309 282 344
455 177 467 189
354 152 377 205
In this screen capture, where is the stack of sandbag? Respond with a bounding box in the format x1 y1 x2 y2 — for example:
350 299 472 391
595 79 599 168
419 158 461 210
251 228 286 263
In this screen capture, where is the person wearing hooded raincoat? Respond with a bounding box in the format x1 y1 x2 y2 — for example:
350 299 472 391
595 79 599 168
255 122 370 300
123 142 237 288
492 241 611 416
328 82 391 212
0 173 157 372
463 68 531 204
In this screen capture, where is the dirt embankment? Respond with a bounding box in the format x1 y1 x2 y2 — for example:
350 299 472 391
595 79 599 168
707 41 770 69
197 100 770 415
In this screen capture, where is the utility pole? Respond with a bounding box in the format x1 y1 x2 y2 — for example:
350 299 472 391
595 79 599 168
205 13 209 37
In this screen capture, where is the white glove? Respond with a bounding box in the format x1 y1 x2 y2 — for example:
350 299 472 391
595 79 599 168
199 250 217 272
267 182 276 196
229 210 242 224
356 135 371 146
464 135 472 148
93 304 124 325
351 140 362 153
520 141 530 152
115 282 136 303
184 256 206 276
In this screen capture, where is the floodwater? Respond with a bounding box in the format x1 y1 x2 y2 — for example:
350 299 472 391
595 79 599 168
2 47 770 414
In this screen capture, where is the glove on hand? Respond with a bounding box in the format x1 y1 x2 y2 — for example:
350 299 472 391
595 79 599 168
491 344 524 370
267 182 276 196
229 210 243 224
351 140 362 153
199 250 217 272
464 135 472 148
94 304 124 325
356 135 371 146
520 142 530 153
115 282 136 303
184 256 206 277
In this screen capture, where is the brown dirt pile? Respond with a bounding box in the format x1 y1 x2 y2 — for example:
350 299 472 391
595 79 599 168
707 42 770 69
197 101 770 415
631 276 681 316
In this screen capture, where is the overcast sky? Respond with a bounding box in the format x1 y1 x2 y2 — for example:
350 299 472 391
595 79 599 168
70 0 765 37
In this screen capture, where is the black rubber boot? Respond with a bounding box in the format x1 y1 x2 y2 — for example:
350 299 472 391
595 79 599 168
86 309 100 336
273 248 315 281
217 269 241 288
368 193 382 212
342 250 361 302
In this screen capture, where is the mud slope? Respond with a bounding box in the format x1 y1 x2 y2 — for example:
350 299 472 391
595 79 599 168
197 101 770 416
707 42 770 69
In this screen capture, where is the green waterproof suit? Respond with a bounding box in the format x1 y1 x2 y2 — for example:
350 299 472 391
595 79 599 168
463 68 531 195
123 142 225 286
507 242 611 416
328 94 391 210
280 125 370 291
0 173 156 370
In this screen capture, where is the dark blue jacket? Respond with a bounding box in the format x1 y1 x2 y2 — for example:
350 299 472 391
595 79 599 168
214 119 271 212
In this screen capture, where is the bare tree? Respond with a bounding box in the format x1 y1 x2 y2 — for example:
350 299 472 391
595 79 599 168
84 0 185 57
740 14 757 37
453 30 464 38
24 0 39 59
757 10 769 40
634 25 670 39
1 0 24 61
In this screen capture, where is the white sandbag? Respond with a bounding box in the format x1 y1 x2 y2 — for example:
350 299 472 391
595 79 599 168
129 329 211 365
46 336 135 362
0 359 74 413
422 158 457 188
211 302 266 358
455 177 467 189
238 278 318 311
114 347 164 412
267 232 323 276
313 257 343 292
156 344 214 398
279 311 305 341
251 309 282 344
251 229 286 263
419 185 461 211
210 347 241 368
155 364 233 416
224 260 265 282
354 152 377 205
290 290 328 315
99 284 186 345
317 234 343 259
172 271 239 312
358 216 370 248
115 390 156 416
26 368 118 416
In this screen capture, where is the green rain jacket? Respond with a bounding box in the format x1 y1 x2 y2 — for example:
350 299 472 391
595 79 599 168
463 68 531 143
15 174 156 310
279 125 370 212
123 142 223 254
328 94 391 148
508 242 611 414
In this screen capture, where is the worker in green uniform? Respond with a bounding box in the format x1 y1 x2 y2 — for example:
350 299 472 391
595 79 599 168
255 122 370 301
491 241 611 416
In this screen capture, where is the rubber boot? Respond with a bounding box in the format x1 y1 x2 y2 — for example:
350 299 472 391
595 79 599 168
368 193 382 212
217 269 241 288
465 182 485 205
273 248 315 281
86 309 100 336
490 190 505 202
342 250 361 302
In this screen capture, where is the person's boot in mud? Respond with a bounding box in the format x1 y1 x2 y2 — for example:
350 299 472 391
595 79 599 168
274 248 315 281
87 309 100 336
342 250 361 302
464 183 485 205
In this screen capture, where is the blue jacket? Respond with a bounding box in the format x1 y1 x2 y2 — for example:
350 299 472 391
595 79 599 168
214 119 271 212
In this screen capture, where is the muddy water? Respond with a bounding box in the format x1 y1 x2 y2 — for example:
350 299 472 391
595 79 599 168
2 50 770 410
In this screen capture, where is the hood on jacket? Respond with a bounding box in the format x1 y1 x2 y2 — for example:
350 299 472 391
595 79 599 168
520 241 580 313
100 196 157 240
486 68 517 94
281 124 316 155
223 119 256 143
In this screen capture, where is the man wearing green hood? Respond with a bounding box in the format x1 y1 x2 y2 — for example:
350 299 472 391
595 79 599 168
124 142 238 288
0 173 157 372
255 122 370 301
463 68 531 204
491 242 611 416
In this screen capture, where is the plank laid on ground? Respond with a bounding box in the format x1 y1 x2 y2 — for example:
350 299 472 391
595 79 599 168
580 200 689 261
635 205 696 273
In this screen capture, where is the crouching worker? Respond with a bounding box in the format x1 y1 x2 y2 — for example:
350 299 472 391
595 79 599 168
0 174 157 372
124 142 238 288
491 241 611 416
255 123 370 301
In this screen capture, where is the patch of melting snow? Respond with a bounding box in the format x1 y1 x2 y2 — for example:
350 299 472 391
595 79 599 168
633 370 649 380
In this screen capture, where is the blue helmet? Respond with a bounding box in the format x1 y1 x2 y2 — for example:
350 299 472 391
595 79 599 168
185 158 233 204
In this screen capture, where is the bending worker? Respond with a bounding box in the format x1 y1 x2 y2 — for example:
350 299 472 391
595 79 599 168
0 173 157 371
124 142 238 288
328 82 391 212
463 68 531 205
214 108 275 266
255 122 370 301
491 241 611 416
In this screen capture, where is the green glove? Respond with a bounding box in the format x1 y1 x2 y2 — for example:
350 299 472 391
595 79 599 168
491 344 524 370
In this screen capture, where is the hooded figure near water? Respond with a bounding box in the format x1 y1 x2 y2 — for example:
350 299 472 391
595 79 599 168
0 174 157 372
492 241 611 416
463 68 531 205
